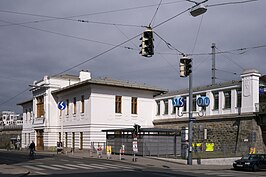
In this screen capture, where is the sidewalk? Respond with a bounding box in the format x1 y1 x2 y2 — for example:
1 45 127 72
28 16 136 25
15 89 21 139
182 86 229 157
0 164 29 177
0 150 235 177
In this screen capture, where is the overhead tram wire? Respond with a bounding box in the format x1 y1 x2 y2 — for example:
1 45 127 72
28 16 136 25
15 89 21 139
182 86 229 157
215 46 245 70
54 33 141 76
206 0 259 7
0 88 29 107
149 0 163 27
0 0 185 28
0 19 138 51
153 31 185 56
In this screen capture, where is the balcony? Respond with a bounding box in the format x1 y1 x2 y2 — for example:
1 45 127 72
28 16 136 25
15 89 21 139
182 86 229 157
33 117 45 126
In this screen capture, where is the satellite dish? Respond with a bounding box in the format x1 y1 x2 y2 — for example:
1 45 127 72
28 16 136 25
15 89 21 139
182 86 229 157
190 4 207 17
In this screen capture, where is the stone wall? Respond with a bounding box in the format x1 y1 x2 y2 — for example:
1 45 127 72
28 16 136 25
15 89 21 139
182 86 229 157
153 113 266 156
0 125 22 149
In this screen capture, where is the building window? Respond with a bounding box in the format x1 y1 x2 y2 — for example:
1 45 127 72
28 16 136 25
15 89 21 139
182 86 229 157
172 103 176 114
66 99 69 115
115 96 122 113
72 132 75 150
156 101 160 115
36 96 44 117
81 95 84 113
73 97 77 114
224 91 231 109
237 90 241 108
164 99 168 115
25 109 28 121
65 132 68 148
80 132 83 150
213 92 219 110
59 132 61 142
192 96 196 111
183 97 187 112
131 97 138 114
29 108 32 120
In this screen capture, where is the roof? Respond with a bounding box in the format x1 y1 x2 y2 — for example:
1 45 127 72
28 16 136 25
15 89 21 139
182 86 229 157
17 99 33 106
52 77 167 94
156 80 241 98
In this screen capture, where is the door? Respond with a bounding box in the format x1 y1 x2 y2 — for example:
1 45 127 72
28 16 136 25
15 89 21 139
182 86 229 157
36 129 44 150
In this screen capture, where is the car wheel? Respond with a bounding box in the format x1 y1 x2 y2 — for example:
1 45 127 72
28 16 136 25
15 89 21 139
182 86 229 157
253 164 258 172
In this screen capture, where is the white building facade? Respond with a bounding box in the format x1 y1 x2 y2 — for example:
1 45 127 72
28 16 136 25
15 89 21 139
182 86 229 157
0 111 21 126
18 71 166 151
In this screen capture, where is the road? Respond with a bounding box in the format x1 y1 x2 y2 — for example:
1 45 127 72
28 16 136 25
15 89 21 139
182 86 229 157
0 151 265 177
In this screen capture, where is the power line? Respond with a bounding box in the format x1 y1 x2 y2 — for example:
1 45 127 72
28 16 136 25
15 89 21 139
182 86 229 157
0 18 138 51
207 0 259 7
54 33 141 76
0 1 185 28
153 7 191 28
149 0 163 27
191 14 204 54
153 31 185 55
215 46 245 70
0 88 29 107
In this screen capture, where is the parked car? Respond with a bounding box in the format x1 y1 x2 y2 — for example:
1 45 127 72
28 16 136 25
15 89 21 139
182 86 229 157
233 154 266 171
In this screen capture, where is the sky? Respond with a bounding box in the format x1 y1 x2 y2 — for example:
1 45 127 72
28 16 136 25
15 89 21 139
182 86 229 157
0 0 265 113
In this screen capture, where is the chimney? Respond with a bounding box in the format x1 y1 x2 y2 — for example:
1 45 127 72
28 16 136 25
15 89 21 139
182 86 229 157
79 70 91 82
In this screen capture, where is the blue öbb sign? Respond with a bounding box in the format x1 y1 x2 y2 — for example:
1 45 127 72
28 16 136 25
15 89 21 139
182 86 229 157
196 96 210 107
172 97 185 107
58 101 66 110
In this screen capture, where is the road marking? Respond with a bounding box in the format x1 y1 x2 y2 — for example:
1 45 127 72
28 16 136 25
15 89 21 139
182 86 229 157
33 171 47 175
36 164 61 170
51 164 76 170
65 163 90 169
23 165 45 171
77 163 105 169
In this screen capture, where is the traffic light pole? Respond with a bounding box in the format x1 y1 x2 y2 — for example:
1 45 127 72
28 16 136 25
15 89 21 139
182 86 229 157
187 64 193 165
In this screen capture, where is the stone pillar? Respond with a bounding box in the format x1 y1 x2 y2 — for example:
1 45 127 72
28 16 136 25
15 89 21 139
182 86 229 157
241 69 261 113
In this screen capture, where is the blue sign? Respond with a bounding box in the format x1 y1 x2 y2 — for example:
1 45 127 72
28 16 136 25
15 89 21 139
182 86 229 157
58 101 66 110
196 96 210 107
172 97 185 107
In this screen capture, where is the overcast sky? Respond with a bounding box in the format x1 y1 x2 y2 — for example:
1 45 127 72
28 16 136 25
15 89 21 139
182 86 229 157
0 0 265 113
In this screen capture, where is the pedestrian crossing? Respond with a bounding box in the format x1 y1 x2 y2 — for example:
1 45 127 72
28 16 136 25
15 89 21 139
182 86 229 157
17 160 141 175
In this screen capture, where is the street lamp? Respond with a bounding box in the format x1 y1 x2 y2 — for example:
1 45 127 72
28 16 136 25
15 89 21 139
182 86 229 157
186 0 208 17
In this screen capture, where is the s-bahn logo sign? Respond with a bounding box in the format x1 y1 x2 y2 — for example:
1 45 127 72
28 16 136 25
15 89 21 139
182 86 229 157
196 96 210 107
172 97 185 107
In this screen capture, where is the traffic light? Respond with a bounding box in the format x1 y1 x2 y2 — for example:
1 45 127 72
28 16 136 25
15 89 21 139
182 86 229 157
139 27 154 57
179 56 192 77
185 58 192 76
180 58 186 77
133 124 141 137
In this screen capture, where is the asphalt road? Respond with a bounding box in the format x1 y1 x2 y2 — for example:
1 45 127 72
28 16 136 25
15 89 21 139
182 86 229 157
0 151 265 177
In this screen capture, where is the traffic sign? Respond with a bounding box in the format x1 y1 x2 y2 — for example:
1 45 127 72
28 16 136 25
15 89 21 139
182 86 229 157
132 141 138 153
58 101 66 110
172 97 185 107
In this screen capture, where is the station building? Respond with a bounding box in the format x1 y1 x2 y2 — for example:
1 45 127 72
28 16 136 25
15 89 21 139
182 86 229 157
18 71 166 151
154 69 266 155
18 69 266 154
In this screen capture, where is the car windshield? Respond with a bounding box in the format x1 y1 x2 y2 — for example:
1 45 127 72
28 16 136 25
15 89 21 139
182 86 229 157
242 154 260 160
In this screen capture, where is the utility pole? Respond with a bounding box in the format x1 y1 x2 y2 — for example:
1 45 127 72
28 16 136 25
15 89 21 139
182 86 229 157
211 43 216 85
187 60 193 165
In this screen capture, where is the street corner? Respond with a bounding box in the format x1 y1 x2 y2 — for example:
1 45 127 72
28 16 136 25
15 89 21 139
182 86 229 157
0 164 30 177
